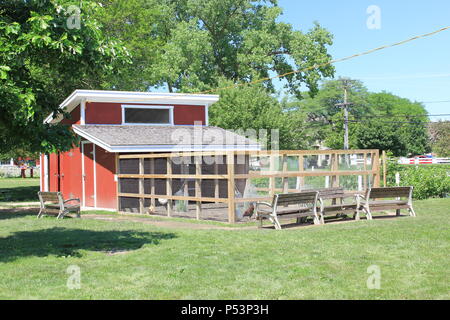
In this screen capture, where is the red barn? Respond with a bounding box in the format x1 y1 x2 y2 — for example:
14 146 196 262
40 90 258 211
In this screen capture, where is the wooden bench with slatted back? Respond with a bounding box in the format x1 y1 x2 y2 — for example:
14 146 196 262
255 191 321 230
311 187 359 223
360 186 416 220
37 192 81 219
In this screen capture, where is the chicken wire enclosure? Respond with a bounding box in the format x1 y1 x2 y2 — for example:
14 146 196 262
116 150 380 223
117 153 235 216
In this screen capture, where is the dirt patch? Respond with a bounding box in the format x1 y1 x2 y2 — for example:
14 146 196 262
82 214 253 230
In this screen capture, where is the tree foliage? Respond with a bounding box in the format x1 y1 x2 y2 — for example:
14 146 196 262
0 0 130 154
428 121 450 157
287 80 431 156
209 80 307 150
99 0 335 95
284 79 370 146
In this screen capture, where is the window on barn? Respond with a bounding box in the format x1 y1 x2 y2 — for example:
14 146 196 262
122 105 173 125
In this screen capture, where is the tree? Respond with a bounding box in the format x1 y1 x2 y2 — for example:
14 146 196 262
0 0 130 154
285 79 370 147
210 80 302 150
365 92 430 156
429 121 450 157
286 81 431 155
95 0 166 91
98 0 335 95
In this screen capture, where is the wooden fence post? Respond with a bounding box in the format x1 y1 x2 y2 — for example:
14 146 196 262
363 152 367 189
227 152 236 224
139 158 144 214
297 155 304 190
195 155 202 220
166 157 172 216
331 152 339 187
382 150 387 187
214 160 219 199
150 158 155 209
373 151 381 187
115 153 120 212
269 153 276 198
282 154 288 193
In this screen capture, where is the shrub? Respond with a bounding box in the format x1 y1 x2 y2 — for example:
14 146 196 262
386 162 450 200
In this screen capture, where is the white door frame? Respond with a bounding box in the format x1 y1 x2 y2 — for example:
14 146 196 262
81 141 97 208
43 154 49 192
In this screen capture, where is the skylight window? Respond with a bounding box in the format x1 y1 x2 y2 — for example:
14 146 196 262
122 105 173 125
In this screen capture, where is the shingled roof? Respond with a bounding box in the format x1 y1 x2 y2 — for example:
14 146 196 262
72 125 260 153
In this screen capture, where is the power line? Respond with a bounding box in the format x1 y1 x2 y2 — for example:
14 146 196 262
196 25 450 94
422 100 450 104
348 119 433 124
355 113 450 119
356 73 450 80
95 25 450 105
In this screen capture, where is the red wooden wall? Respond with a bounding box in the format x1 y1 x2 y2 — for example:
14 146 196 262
59 147 83 201
85 102 206 125
95 146 117 209
44 144 117 210
42 98 205 209
60 105 81 125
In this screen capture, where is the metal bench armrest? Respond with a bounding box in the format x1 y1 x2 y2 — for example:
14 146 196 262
64 198 80 204
256 202 273 209
355 193 366 200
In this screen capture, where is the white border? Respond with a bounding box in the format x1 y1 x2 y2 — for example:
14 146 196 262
93 144 97 208
44 90 219 124
43 154 49 192
121 105 174 126
205 104 209 126
40 154 43 191
81 141 96 208
72 125 261 153
81 142 86 207
80 98 86 125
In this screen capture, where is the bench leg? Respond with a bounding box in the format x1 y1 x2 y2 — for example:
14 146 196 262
396 209 401 216
364 206 373 220
57 209 66 219
354 208 360 221
257 216 263 228
408 206 417 217
312 214 321 225
77 209 81 218
37 208 44 218
269 216 282 230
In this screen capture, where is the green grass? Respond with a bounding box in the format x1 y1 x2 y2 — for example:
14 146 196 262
0 178 40 204
0 198 449 299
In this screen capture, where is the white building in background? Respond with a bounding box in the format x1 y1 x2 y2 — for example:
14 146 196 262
0 158 14 167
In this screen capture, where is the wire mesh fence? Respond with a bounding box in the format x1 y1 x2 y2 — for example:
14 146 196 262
116 150 380 223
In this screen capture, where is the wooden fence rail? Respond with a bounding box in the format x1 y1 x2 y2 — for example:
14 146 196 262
116 149 380 223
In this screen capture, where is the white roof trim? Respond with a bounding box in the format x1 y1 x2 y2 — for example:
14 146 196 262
45 90 219 124
72 125 261 153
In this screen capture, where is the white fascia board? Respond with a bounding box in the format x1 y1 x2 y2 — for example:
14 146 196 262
73 124 261 153
72 126 114 152
45 90 219 124
107 144 262 153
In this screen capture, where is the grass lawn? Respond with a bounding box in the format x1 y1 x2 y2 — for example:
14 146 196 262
0 197 448 299
0 178 40 204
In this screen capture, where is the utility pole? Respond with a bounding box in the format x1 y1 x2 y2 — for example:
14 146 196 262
336 78 353 150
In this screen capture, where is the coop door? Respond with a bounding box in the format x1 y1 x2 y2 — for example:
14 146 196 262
82 142 96 207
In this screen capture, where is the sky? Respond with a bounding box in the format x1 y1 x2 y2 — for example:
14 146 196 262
276 0 450 121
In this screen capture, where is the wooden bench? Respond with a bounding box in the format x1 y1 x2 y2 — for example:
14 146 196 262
255 191 320 230
358 186 416 220
37 192 81 219
309 187 360 224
